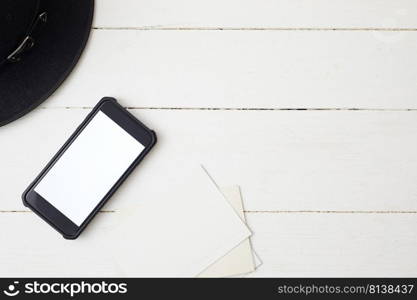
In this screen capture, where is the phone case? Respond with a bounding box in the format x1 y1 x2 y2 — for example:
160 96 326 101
22 97 157 239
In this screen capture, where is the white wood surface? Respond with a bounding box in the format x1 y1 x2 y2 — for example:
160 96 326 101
2 109 417 211
95 0 417 29
246 213 417 277
0 213 416 277
2 1 417 276
44 30 417 109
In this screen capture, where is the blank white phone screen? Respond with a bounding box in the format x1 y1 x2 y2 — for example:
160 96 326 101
35 111 145 226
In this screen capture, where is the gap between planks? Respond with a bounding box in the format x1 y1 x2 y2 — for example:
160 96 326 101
39 107 417 112
2 210 417 214
93 27 417 32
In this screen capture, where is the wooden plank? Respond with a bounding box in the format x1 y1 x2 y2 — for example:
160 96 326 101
0 213 121 277
246 213 417 277
94 0 417 29
0 212 416 276
2 108 417 211
43 30 417 109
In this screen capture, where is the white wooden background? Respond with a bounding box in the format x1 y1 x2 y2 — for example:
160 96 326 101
1 0 417 276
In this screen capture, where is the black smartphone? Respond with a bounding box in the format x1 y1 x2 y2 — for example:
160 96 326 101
22 97 157 239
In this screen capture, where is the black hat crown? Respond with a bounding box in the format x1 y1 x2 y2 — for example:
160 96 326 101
0 0 42 65
0 0 94 127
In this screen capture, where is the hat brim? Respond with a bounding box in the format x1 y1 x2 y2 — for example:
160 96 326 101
0 0 94 127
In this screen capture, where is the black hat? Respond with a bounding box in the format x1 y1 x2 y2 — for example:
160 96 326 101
0 0 94 127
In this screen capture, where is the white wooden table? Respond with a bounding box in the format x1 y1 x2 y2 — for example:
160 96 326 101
1 0 417 277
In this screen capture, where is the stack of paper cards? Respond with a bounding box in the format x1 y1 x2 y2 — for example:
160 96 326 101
198 185 261 277
107 164 260 277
